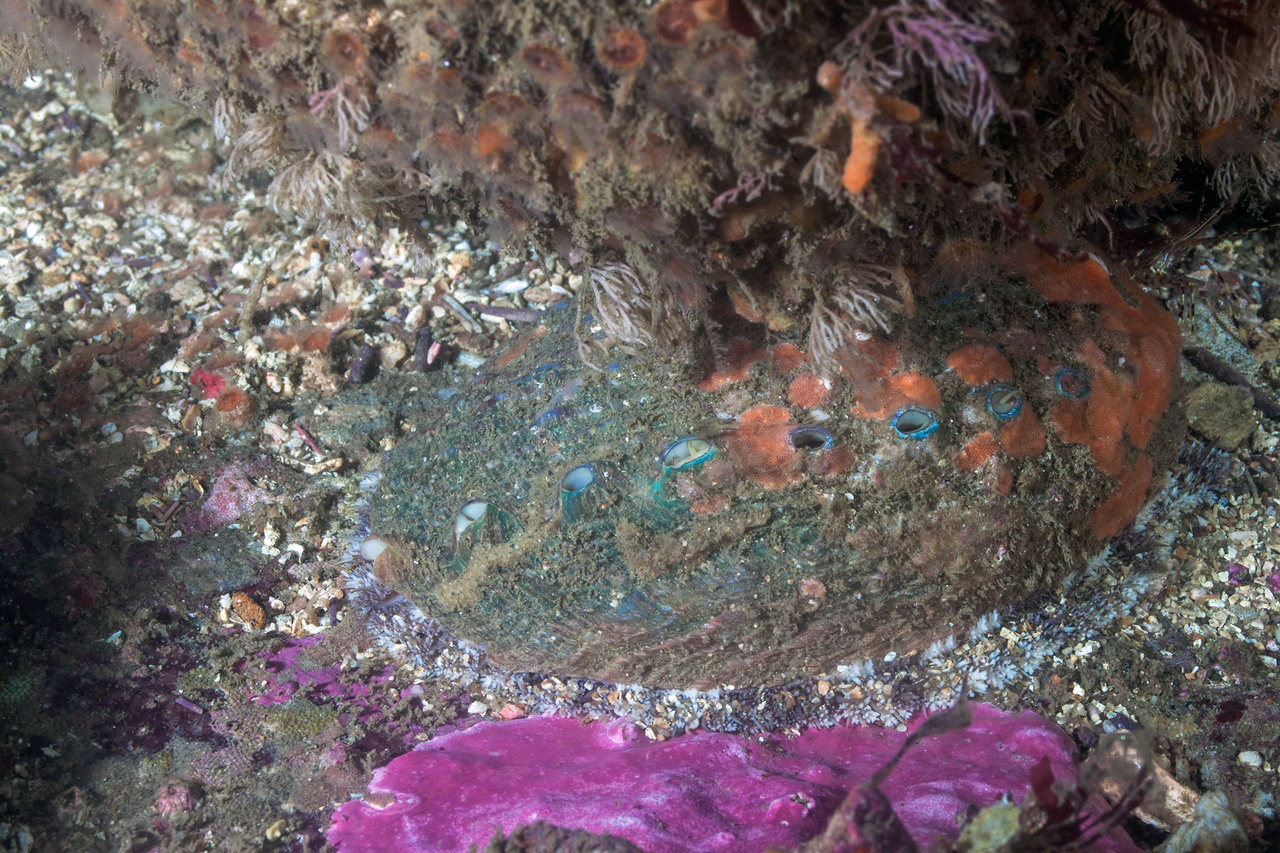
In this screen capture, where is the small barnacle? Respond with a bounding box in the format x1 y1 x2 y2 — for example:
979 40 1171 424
323 30 368 78
365 539 412 588
652 0 699 46
520 43 575 89
237 0 278 51
789 426 833 451
475 91 532 160
550 91 607 171
451 500 520 566
596 27 646 72
596 27 646 112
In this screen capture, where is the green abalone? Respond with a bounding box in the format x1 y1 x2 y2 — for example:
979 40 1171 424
361 244 1183 691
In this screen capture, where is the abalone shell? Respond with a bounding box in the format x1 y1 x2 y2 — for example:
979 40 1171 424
366 245 1183 689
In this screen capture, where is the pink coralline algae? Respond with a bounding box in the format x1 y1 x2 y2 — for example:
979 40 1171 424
181 466 273 531
153 783 196 816
328 703 1139 853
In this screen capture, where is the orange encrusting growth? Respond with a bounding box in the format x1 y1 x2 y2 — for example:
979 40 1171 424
1089 439 1126 477
945 343 1012 386
1008 244 1178 452
787 373 835 408
1006 243 1179 539
856 337 901 373
957 432 1000 472
851 372 941 420
1006 244 1126 311
837 337 938 421
1050 399 1090 444
1092 454 1154 539
723 405 803 489
1079 339 1133 443
769 342 809 374
1051 398 1125 475
1103 266 1180 450
1000 409 1046 458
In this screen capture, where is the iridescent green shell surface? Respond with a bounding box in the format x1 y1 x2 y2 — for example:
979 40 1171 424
368 251 1183 689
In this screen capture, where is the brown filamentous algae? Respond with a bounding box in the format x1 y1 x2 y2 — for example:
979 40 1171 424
361 245 1182 692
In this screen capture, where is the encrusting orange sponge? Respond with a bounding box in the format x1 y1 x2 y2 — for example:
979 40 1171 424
945 343 1013 386
787 373 835 408
1000 410 1046 458
957 432 1000 472
1005 243 1179 538
723 405 804 489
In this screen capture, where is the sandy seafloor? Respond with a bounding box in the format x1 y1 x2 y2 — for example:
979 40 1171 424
0 72 1278 852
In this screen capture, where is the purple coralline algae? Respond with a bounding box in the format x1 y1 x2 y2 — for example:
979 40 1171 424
246 636 437 746
328 703 1139 853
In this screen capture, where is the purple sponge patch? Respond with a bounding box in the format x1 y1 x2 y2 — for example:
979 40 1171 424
328 703 1139 853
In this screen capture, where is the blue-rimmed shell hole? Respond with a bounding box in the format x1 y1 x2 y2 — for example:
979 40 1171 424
455 499 490 538
891 407 939 439
561 464 596 494
1055 368 1090 399
985 385 1023 419
661 437 713 470
789 426 833 451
